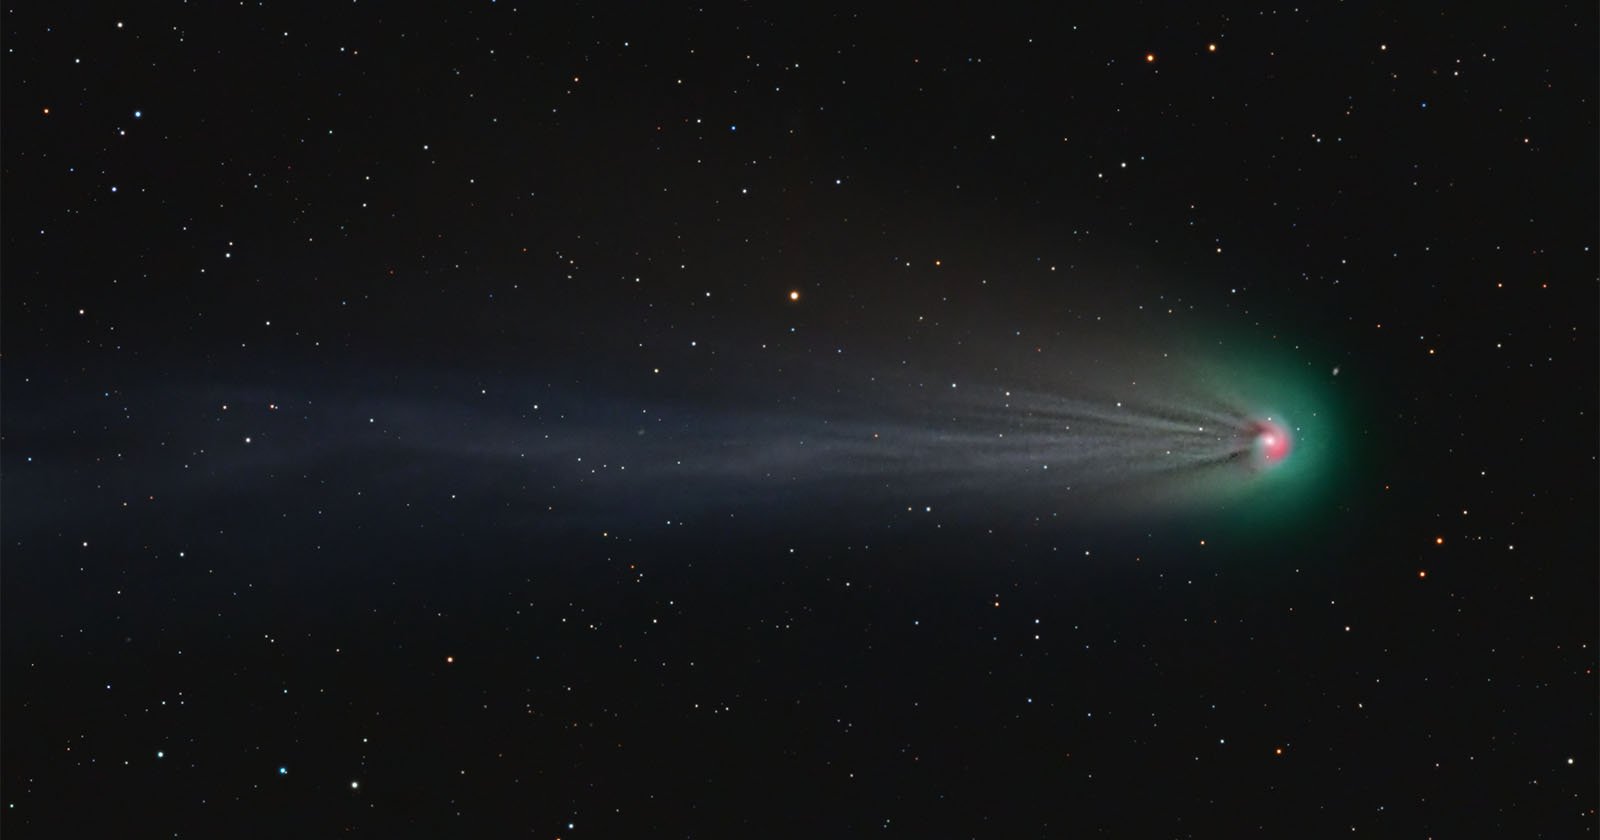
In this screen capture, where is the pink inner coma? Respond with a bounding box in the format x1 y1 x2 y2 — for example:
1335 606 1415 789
1250 419 1292 465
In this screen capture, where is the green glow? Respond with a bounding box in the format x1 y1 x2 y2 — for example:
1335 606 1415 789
1170 332 1362 541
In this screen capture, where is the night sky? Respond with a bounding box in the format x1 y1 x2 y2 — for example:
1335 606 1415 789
3 3 1597 836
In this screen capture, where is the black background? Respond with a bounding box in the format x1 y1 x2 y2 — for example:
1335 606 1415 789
3 3 1596 836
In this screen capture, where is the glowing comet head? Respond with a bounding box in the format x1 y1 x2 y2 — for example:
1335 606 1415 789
1244 417 1293 471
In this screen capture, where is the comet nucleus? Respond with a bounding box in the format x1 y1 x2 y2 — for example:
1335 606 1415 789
1245 417 1293 470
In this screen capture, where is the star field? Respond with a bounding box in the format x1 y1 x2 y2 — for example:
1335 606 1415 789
2 4 1596 836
